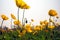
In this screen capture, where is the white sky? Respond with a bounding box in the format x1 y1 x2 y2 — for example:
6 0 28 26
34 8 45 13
0 0 60 28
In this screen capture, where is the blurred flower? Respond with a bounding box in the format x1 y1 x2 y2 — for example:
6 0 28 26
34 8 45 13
34 25 41 31
21 4 30 9
13 20 21 25
48 22 55 29
48 9 57 16
44 20 48 25
11 14 16 20
1 14 9 20
40 21 44 25
15 0 23 8
48 25 55 29
15 0 30 9
25 24 33 33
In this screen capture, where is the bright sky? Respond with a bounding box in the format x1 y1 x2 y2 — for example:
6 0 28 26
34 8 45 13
0 0 60 28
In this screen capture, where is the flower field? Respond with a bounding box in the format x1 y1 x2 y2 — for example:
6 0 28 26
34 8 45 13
0 0 60 40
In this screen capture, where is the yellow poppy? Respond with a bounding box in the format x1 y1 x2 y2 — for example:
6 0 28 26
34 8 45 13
13 20 21 25
48 9 57 16
11 14 16 20
27 29 32 33
15 0 27 9
48 25 55 29
40 21 44 25
15 0 23 8
44 20 48 25
25 24 32 33
1 14 9 20
34 25 41 31
22 4 30 9
15 0 30 9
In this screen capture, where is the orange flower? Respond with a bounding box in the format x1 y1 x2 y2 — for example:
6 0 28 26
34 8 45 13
40 21 44 25
48 9 57 16
34 25 41 31
1 14 9 20
15 0 30 9
15 0 23 8
14 20 21 25
48 25 55 29
11 14 16 20
25 24 33 33
44 20 48 25
22 4 30 9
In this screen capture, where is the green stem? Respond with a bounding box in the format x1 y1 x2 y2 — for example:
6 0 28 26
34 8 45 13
11 19 12 29
1 20 4 29
22 9 25 27
17 7 19 27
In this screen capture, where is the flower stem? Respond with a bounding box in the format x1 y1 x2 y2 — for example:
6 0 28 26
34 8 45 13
17 7 19 27
1 20 4 29
11 19 12 29
22 9 25 27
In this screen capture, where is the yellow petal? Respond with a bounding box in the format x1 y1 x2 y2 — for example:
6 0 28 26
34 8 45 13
48 9 57 16
11 14 16 20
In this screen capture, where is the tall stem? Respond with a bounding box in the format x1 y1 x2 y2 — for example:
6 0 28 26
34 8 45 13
11 19 12 29
49 16 51 22
17 7 19 27
22 9 25 27
1 20 4 28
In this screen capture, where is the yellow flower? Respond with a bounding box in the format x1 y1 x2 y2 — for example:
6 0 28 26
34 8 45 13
27 29 32 33
15 0 23 8
22 4 30 9
25 24 33 33
34 25 41 31
1 14 9 20
11 14 16 20
48 9 57 16
40 21 44 25
48 25 55 29
13 20 21 25
25 24 31 29
15 0 30 9
44 20 48 25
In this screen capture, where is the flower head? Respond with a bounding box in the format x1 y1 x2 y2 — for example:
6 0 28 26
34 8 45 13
11 14 16 20
15 0 30 9
48 9 57 16
14 20 21 25
15 0 23 8
25 24 32 33
34 25 41 31
1 14 9 20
